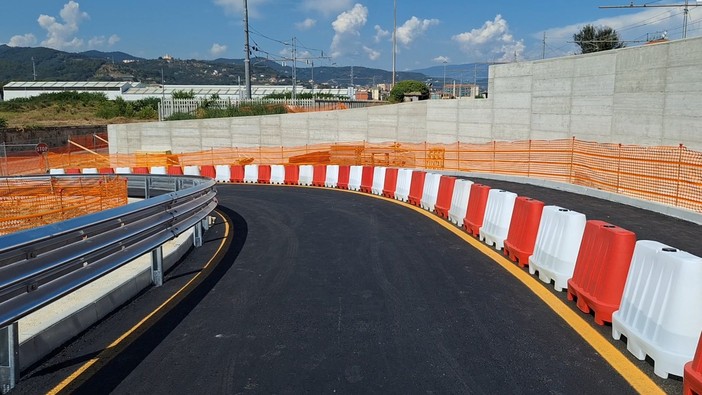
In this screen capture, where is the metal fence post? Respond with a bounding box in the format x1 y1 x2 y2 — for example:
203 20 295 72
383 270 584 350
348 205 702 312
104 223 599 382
0 323 19 394
193 222 203 248
151 246 163 287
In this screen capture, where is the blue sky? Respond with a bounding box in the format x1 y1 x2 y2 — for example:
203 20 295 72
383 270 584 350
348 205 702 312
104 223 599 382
1 1 700 70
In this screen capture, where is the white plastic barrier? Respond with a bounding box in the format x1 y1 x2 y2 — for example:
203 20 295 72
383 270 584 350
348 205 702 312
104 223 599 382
612 241 702 378
348 166 363 191
150 166 167 175
81 168 98 174
183 165 200 176
394 169 413 202
115 167 131 175
270 165 285 184
420 173 442 212
244 164 259 183
325 165 339 188
448 179 473 227
371 167 387 195
49 168 66 175
479 189 518 250
528 206 586 292
214 164 231 182
298 165 314 186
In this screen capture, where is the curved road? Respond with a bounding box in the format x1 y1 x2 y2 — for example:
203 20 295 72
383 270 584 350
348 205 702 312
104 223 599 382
13 183 686 394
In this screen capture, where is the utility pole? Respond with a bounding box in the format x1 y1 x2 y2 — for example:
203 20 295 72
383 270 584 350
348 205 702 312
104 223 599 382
31 57 36 81
392 0 397 87
600 1 699 39
292 37 297 101
542 32 546 59
350 65 354 87
243 0 252 99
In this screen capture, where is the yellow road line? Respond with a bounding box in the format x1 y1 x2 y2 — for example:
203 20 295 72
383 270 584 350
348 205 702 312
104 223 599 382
340 188 663 395
249 183 663 394
48 211 231 395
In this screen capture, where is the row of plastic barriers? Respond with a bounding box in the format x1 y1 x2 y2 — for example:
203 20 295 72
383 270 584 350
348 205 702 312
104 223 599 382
51 163 702 387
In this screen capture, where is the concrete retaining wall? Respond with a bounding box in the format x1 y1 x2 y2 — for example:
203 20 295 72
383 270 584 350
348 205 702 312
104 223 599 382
108 36 702 152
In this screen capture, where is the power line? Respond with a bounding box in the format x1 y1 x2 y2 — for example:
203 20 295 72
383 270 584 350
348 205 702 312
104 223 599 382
600 1 702 38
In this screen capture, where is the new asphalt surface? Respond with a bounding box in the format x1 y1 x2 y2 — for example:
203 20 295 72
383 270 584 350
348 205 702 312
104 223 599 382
12 181 698 394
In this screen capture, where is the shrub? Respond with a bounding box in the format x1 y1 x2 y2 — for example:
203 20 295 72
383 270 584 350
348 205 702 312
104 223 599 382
0 117 7 128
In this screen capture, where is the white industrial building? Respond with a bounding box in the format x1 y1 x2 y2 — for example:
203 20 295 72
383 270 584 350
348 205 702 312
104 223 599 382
2 81 351 101
2 81 134 101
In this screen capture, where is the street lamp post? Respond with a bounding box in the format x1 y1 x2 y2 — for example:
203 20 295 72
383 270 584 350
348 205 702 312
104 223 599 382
392 0 397 87
442 61 447 97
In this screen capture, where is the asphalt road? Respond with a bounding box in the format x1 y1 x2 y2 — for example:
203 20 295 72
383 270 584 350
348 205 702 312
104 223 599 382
13 183 692 394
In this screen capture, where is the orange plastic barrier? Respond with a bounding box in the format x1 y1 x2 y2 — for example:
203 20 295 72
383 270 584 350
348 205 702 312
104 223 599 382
230 165 245 183
434 176 457 219
131 167 149 174
98 167 114 174
408 171 427 206
382 168 399 198
65 168 81 174
258 165 272 183
337 165 351 189
167 165 183 175
312 165 327 187
567 220 636 325
284 165 299 185
360 166 374 193
684 334 702 395
200 165 216 179
503 197 545 267
463 184 491 237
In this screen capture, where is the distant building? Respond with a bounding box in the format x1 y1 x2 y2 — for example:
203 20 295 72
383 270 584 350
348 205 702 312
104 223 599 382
354 90 371 100
441 82 480 99
2 81 135 101
1 81 351 101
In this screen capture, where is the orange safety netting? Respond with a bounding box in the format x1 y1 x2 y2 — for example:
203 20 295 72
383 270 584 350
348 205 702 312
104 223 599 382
3 137 702 213
0 176 128 235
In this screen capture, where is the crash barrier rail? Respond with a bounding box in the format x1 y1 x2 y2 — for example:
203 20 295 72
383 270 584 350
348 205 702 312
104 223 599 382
30 162 702 384
0 174 217 392
0 176 128 236
9 138 702 214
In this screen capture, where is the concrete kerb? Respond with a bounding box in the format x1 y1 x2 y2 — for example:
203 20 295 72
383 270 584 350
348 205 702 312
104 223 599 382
17 225 196 371
434 170 702 226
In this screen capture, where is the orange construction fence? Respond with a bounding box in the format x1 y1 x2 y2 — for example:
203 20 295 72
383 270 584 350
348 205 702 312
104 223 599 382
0 176 128 235
2 137 701 213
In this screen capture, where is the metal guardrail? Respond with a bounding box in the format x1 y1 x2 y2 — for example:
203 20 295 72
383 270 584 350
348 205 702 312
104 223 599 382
0 174 217 392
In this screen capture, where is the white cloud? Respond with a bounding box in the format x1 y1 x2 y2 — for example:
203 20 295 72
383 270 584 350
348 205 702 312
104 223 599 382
433 55 450 63
452 14 524 62
8 34 37 47
374 25 389 43
87 34 119 48
363 46 380 61
330 3 368 58
296 18 317 30
396 17 439 47
108 34 120 46
38 1 89 50
302 0 353 16
214 0 269 17
210 43 228 56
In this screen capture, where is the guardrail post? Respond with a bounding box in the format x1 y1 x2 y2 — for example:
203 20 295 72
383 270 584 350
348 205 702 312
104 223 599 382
193 222 203 247
151 246 164 287
0 323 19 394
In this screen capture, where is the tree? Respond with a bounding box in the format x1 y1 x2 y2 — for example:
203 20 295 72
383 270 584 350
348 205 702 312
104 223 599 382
388 80 430 103
574 25 625 54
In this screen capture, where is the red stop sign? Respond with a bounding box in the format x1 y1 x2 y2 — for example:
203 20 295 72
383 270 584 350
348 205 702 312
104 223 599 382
35 143 49 154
